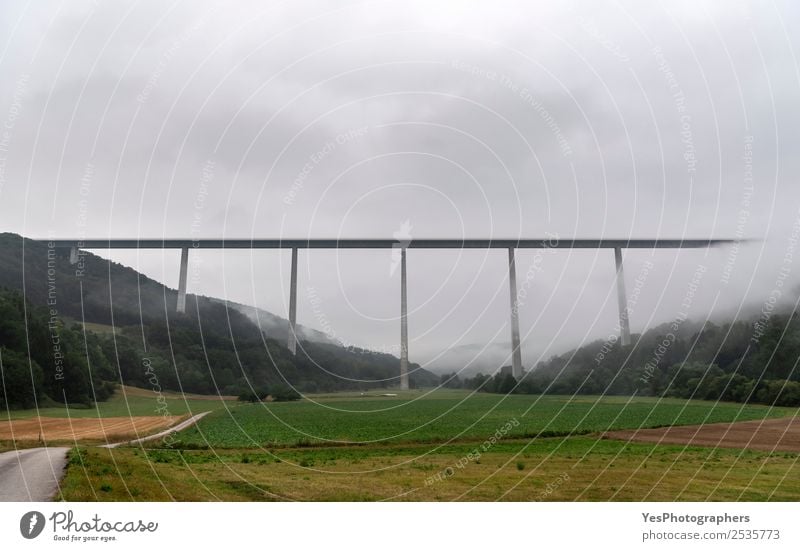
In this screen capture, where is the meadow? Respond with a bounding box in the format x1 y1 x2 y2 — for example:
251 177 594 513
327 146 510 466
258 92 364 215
172 390 796 448
59 437 800 501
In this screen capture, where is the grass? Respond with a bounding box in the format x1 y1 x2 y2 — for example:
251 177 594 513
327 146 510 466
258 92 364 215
0 440 52 453
58 437 800 501
4 385 234 420
172 391 797 448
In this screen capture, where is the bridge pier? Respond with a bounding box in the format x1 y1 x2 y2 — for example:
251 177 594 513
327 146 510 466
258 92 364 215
400 247 409 390
614 246 631 346
177 247 189 313
508 248 523 379
287 247 298 355
69 246 79 265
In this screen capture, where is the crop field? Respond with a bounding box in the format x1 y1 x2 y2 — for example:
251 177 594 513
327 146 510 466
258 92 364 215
173 391 797 448
0 415 181 442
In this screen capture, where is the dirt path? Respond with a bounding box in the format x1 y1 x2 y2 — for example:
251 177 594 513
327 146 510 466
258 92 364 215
101 411 210 448
603 416 800 453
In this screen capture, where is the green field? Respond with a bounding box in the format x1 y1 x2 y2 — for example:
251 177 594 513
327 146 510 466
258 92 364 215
4 386 233 420
59 437 800 501
173 391 796 448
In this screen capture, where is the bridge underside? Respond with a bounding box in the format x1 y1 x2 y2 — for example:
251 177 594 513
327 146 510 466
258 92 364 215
45 237 733 390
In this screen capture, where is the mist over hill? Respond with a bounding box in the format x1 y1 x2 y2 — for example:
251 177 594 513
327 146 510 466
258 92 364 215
222 300 333 346
427 282 800 379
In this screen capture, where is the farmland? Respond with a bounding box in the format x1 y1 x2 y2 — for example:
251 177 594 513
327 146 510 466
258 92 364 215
59 437 800 501
173 391 796 448
0 386 234 452
45 390 800 501
0 415 181 442
4 385 233 420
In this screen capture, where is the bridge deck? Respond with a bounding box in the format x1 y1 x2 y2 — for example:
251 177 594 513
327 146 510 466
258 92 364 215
41 238 735 249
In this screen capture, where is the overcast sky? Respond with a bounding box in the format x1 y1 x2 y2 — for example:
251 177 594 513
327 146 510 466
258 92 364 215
1 0 799 372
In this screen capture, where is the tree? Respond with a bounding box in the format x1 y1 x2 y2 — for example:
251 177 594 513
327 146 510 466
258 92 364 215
439 372 463 389
0 348 43 409
268 383 301 402
494 373 517 394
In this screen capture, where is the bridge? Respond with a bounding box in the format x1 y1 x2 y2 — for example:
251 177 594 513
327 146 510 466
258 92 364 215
44 237 735 390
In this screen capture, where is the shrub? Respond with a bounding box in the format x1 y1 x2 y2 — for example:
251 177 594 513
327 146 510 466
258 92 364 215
237 386 268 402
268 384 301 402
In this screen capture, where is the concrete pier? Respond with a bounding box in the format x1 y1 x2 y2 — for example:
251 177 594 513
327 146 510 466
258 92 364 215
508 248 523 379
288 247 298 355
177 247 189 313
400 247 409 390
614 247 631 346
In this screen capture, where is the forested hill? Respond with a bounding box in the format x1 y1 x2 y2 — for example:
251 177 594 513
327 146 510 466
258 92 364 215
0 233 436 407
0 232 177 326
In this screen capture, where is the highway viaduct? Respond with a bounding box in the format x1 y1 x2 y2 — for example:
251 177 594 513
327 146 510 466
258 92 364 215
44 238 734 390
